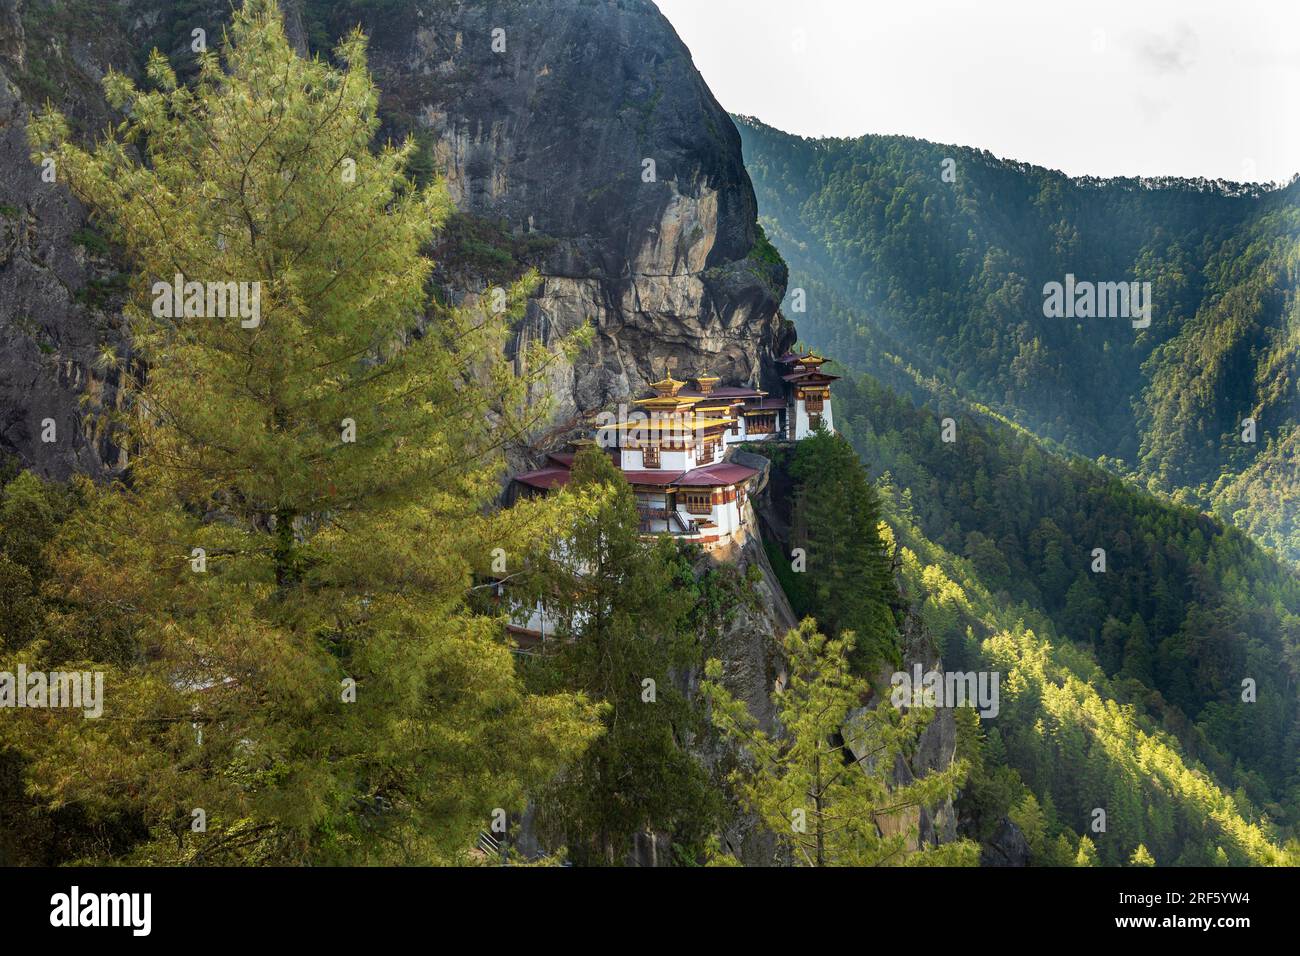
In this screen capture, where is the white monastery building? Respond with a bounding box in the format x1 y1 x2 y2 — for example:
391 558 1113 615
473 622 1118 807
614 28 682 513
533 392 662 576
513 349 837 546
504 350 837 649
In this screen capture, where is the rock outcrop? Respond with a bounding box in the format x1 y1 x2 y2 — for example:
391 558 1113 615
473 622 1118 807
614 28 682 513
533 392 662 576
0 0 794 477
355 0 794 437
980 816 1032 867
864 607 961 850
0 1 132 478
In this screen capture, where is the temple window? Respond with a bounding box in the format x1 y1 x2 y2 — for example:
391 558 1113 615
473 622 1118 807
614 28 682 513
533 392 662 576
683 492 712 515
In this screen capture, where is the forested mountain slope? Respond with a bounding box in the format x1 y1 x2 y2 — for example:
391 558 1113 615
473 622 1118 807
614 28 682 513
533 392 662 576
838 369 1300 863
736 115 1300 561
731 114 1300 856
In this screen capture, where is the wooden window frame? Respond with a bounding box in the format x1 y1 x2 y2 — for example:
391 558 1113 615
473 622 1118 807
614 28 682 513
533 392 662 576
683 492 712 516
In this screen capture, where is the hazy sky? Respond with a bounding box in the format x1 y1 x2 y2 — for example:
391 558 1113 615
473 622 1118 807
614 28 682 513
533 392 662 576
653 0 1300 184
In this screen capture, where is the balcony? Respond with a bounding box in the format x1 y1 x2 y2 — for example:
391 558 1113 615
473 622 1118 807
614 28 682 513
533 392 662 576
636 505 699 537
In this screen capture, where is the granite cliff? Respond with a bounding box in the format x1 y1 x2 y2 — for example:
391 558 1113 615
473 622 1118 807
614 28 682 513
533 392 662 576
0 0 794 476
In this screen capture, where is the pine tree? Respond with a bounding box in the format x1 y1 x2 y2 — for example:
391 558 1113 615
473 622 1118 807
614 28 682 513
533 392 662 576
1120 617 1155 684
6 0 600 864
1129 843 1156 866
789 431 899 674
1075 834 1100 866
522 447 719 864
1009 792 1047 860
703 618 978 866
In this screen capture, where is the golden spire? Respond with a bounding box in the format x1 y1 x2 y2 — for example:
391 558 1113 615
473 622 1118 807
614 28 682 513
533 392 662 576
694 368 721 394
648 359 685 397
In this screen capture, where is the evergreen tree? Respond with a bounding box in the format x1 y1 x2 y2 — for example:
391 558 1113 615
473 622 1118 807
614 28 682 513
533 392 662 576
1075 835 1100 867
1130 843 1156 866
1008 792 1047 861
953 704 1025 842
789 431 899 674
4 0 600 864
0 468 125 866
703 617 978 866
523 447 720 864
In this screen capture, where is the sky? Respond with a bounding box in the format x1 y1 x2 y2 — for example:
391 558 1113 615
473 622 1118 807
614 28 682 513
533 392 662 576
652 0 1300 184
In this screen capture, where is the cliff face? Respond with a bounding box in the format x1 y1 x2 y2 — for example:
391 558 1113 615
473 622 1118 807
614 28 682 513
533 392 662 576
750 449 966 857
863 608 961 851
356 0 794 434
0 0 135 478
0 0 793 477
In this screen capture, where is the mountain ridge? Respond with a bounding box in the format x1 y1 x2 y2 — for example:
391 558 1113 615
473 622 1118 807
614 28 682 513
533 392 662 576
736 113 1300 563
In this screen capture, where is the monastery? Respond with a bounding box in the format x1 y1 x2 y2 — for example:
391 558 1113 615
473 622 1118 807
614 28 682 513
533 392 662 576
513 349 838 547
505 349 837 648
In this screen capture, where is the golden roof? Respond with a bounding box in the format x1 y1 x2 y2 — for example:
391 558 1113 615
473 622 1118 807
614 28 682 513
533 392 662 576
634 394 698 409
648 373 687 397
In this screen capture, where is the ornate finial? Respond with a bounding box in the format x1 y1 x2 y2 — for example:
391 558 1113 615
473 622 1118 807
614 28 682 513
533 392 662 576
695 367 721 395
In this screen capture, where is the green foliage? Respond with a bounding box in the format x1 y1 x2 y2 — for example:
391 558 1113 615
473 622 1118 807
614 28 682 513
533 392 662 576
833 370 1300 834
0 467 149 866
954 704 1026 846
520 448 721 864
432 212 558 286
5 0 601 865
71 226 112 257
885 478 1295 866
1130 843 1157 866
762 431 900 674
703 618 978 866
1075 835 1099 867
736 115 1300 564
744 221 787 296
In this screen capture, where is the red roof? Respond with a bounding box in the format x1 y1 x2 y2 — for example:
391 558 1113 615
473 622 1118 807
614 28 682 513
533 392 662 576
673 463 758 487
514 467 572 490
619 471 681 486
